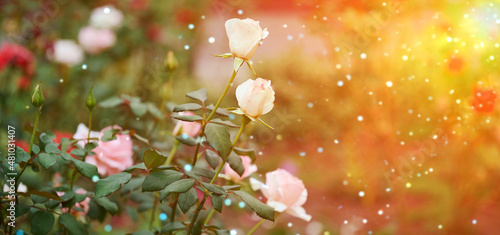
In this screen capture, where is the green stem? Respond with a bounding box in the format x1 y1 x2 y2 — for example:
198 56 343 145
168 194 179 235
87 110 93 141
16 110 40 202
70 111 92 190
204 208 216 225
247 219 265 235
165 140 180 166
150 194 159 230
187 117 249 234
191 143 201 166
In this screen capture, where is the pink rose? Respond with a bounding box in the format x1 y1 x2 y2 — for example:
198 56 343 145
90 5 123 29
48 40 84 67
73 124 134 176
223 156 257 182
59 188 90 219
225 18 268 60
250 168 311 221
236 78 275 118
78 26 116 54
172 111 202 137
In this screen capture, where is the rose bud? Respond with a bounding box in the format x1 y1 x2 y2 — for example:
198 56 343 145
31 82 44 109
223 155 257 182
236 78 275 119
225 18 268 60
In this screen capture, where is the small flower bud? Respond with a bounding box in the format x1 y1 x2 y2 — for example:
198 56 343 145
164 51 178 72
31 82 44 109
86 84 96 112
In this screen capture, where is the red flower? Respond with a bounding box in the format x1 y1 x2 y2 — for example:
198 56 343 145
472 84 498 114
0 42 35 89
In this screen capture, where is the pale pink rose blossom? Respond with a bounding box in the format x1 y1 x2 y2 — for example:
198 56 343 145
73 123 100 148
172 111 202 137
225 18 268 60
48 40 84 66
73 124 134 176
78 26 116 54
236 78 275 118
90 5 123 29
250 168 311 221
223 156 257 182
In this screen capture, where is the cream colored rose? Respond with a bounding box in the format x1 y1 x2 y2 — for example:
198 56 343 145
225 18 268 60
90 5 123 29
250 169 311 222
236 78 275 118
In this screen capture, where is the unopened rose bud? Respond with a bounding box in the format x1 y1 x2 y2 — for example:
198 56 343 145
164 51 178 72
31 82 44 109
86 84 96 112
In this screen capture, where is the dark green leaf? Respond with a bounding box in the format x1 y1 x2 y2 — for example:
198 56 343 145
45 199 61 209
201 182 227 195
132 231 155 235
130 101 148 117
223 185 241 191
45 143 61 154
173 103 203 112
95 197 119 215
159 179 195 200
38 153 57 168
227 152 244 177
234 147 256 163
87 201 106 222
142 170 183 192
206 105 231 117
210 118 239 128
29 190 63 201
72 159 98 179
210 194 224 213
186 88 208 102
233 191 275 221
95 173 132 198
16 203 31 217
84 142 98 151
59 153 73 161
121 177 145 195
171 113 204 122
70 148 86 157
176 135 197 146
192 167 215 179
15 147 30 163
161 222 186 233
147 103 164 119
59 213 88 235
124 163 146 172
31 210 54 235
101 129 119 142
205 123 231 160
205 150 220 169
216 229 231 235
178 188 198 213
32 144 40 154
143 149 167 169
100 96 123 108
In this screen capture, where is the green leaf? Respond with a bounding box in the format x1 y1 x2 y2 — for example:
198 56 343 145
31 210 55 235
186 88 208 102
16 203 31 217
161 222 186 233
143 149 167 169
147 103 164 119
173 103 203 112
234 147 256 162
95 197 119 215
58 213 88 235
209 194 224 213
45 143 61 154
84 142 97 152
210 118 239 128
159 179 195 200
32 144 40 154
28 190 63 201
201 182 227 195
192 167 215 179
171 113 204 122
95 173 132 198
100 96 123 108
124 163 146 172
223 185 241 191
72 159 98 179
38 153 57 168
132 231 155 235
101 128 119 142
142 170 183 192
176 135 197 146
178 188 198 213
227 152 244 177
70 148 86 157
233 191 275 221
121 177 145 195
205 150 220 169
130 101 148 117
206 105 231 117
205 123 232 160
60 153 73 161
15 147 30 163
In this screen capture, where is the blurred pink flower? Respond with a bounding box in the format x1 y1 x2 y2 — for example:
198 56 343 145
223 156 257 182
250 168 311 221
90 5 123 29
59 188 90 219
236 78 275 119
47 40 84 67
173 111 202 137
225 18 268 60
73 124 134 176
78 26 116 54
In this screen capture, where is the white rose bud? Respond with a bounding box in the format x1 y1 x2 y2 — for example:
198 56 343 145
236 78 275 119
225 18 268 60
